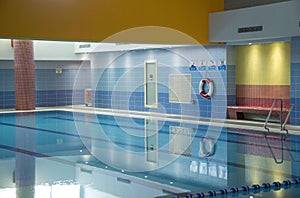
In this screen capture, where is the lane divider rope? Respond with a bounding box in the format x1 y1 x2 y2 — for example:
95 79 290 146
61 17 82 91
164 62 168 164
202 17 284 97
173 178 300 198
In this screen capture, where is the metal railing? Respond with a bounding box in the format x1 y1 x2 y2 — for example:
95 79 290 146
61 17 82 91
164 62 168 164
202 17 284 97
264 101 300 163
264 98 283 133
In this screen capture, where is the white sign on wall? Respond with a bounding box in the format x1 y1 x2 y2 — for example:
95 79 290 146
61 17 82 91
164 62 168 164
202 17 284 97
169 74 191 103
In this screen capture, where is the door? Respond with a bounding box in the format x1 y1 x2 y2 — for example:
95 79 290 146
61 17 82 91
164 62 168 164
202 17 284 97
144 60 157 108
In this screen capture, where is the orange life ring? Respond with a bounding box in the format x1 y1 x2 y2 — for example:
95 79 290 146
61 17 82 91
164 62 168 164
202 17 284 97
199 78 214 98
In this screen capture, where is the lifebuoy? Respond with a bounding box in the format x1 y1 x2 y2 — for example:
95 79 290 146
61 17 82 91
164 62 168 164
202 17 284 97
199 78 214 98
199 137 215 157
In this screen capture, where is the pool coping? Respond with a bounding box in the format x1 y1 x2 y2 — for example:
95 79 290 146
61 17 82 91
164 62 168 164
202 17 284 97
1 105 300 135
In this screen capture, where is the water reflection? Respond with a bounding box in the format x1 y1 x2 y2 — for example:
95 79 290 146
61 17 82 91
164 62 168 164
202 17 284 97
15 113 36 198
0 111 300 198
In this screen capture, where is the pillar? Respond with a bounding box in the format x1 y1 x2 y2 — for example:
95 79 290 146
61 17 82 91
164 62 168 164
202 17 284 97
14 40 36 110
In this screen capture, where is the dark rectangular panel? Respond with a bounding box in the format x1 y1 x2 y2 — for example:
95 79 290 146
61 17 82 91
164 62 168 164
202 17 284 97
238 26 263 33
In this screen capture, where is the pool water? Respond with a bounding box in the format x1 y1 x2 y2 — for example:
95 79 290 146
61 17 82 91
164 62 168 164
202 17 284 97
0 110 299 198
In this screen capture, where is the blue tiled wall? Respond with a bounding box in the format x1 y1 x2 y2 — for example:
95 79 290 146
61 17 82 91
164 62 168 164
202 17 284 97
226 46 236 106
290 36 300 125
0 60 90 108
0 61 16 108
226 65 236 106
91 46 227 118
291 134 300 178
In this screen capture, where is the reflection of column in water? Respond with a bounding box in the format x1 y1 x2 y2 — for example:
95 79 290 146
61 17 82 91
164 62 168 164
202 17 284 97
15 113 36 198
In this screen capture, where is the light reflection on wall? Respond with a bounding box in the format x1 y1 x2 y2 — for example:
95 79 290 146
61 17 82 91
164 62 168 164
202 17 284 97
236 41 290 85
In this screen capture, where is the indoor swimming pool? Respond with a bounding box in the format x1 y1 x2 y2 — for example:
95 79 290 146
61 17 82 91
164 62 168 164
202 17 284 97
0 110 300 198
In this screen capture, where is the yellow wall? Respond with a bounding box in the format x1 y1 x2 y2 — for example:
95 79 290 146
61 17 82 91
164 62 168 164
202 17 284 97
0 0 223 44
236 42 290 85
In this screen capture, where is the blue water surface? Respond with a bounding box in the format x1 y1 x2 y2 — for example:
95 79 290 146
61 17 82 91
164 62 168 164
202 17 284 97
0 110 299 198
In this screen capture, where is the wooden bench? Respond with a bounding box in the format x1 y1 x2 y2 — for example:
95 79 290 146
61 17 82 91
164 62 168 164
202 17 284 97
227 106 289 121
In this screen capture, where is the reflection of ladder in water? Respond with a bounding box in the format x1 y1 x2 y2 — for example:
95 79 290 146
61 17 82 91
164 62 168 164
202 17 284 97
264 99 300 163
264 134 300 164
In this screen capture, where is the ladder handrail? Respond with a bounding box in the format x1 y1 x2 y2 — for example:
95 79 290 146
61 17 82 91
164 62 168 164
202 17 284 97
264 98 283 133
264 103 300 164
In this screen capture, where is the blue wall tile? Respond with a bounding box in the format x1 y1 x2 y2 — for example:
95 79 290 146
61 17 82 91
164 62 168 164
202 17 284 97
0 60 90 108
290 37 300 125
226 65 236 106
92 45 227 119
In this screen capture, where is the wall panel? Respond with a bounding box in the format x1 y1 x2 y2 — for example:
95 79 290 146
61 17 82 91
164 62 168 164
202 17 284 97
235 42 290 108
92 46 227 118
290 37 300 125
0 0 223 44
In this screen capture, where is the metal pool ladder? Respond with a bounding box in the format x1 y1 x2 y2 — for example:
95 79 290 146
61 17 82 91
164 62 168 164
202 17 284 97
264 98 284 133
264 99 300 134
264 100 300 163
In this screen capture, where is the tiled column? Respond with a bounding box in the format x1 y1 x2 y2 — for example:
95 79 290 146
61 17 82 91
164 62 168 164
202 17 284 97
14 40 36 110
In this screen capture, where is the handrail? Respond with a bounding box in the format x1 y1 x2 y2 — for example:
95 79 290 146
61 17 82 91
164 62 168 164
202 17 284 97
282 104 300 134
264 102 300 164
264 98 283 133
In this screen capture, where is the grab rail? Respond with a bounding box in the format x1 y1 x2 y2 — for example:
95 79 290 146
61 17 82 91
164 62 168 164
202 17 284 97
264 102 300 164
264 98 283 133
